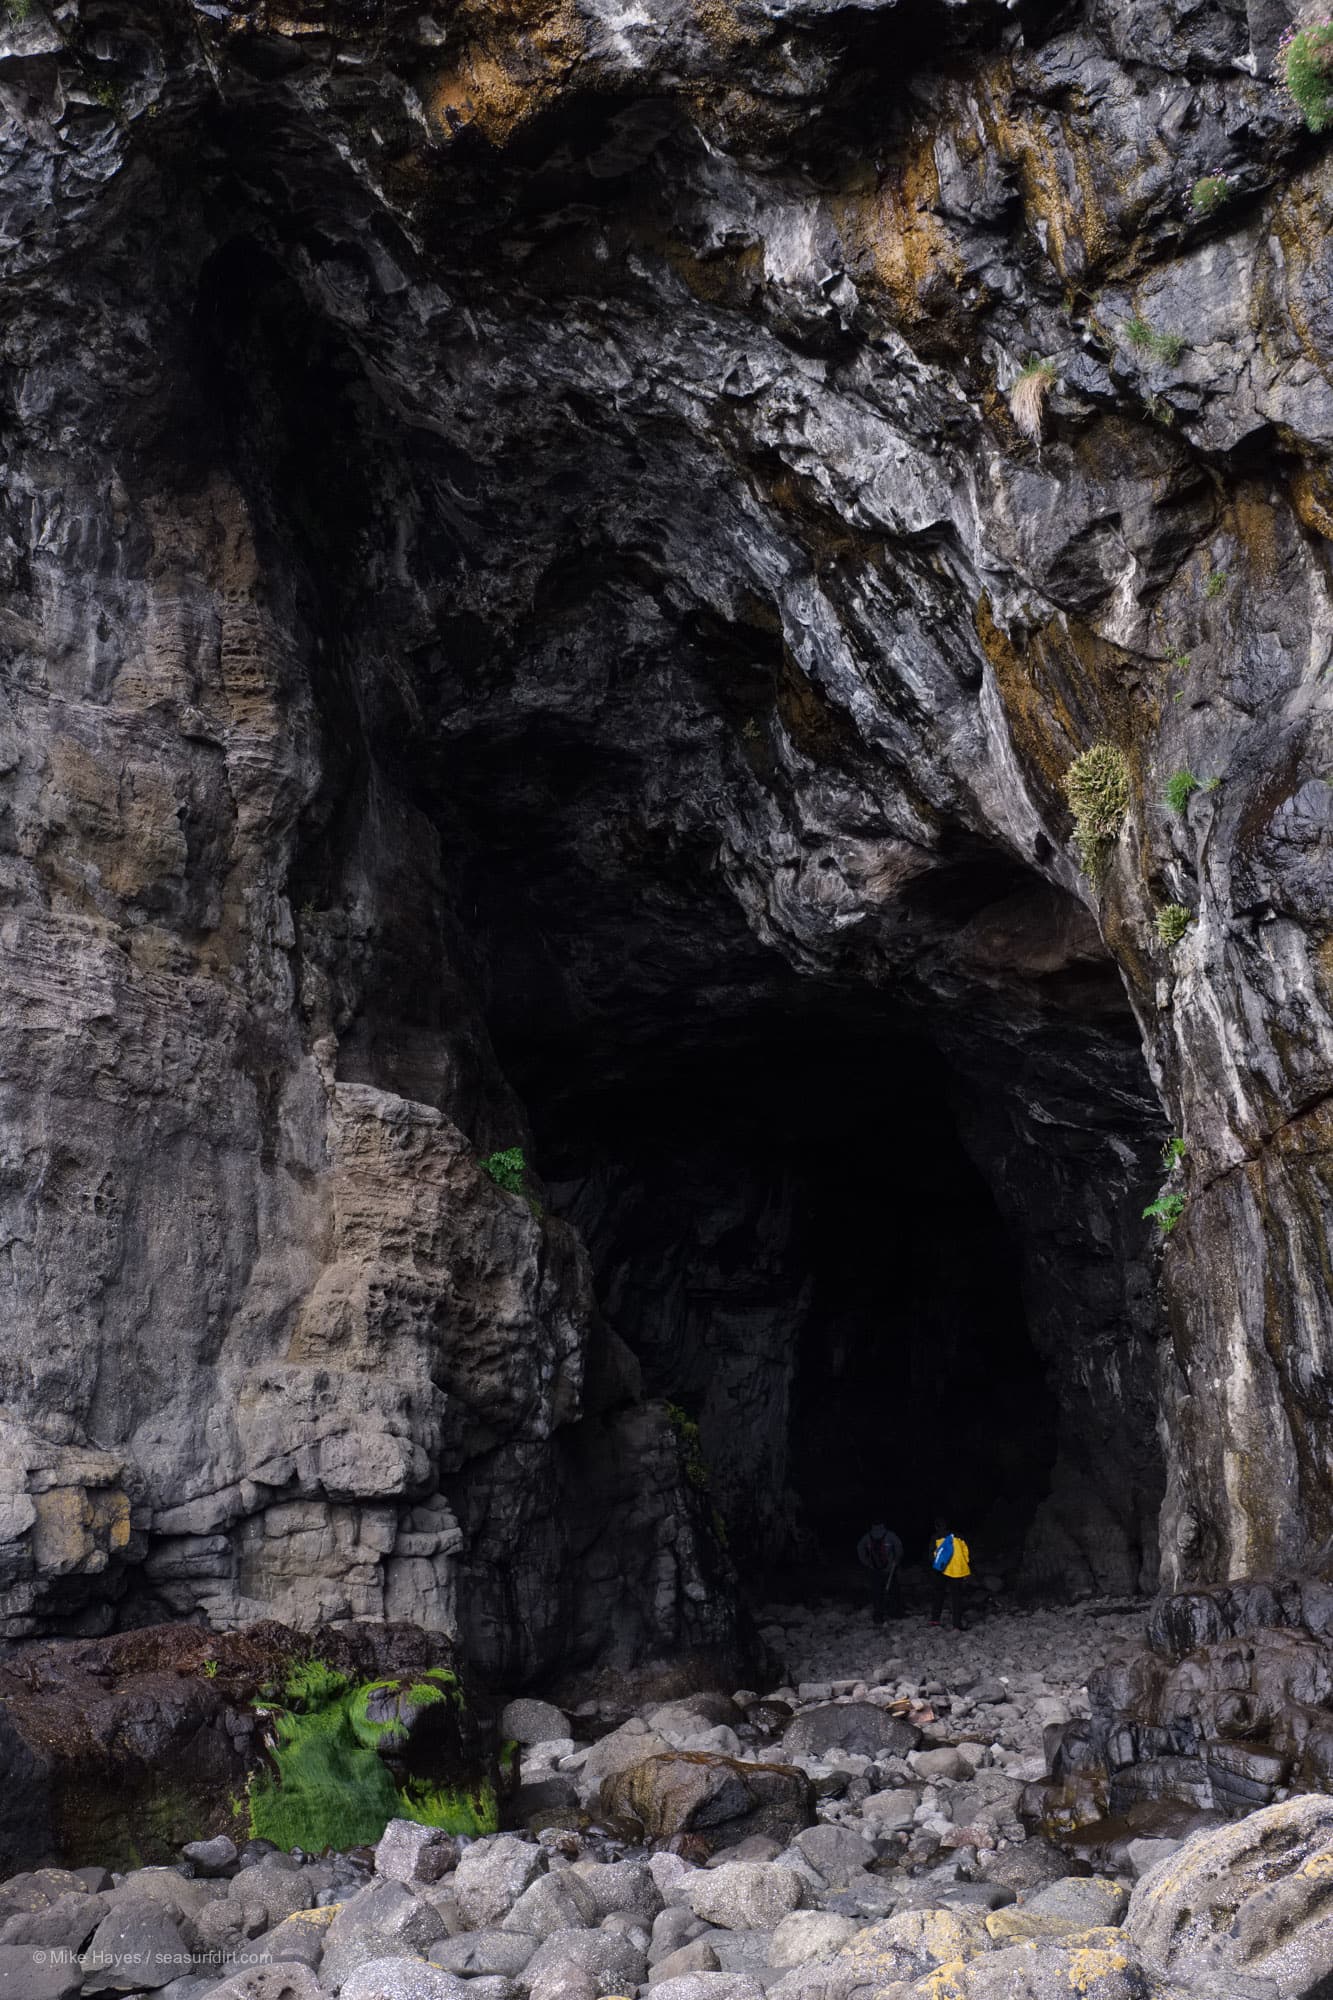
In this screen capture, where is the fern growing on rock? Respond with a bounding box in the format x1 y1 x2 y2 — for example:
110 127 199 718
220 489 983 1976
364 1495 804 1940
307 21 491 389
481 1146 527 1194
1064 744 1131 875
1144 1190 1186 1236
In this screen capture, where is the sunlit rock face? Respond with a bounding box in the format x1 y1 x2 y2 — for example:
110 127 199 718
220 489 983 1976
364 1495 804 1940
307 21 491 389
0 0 1329 1663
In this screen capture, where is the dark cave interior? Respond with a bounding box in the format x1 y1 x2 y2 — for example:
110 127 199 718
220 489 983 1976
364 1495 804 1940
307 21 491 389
529 1008 1058 1591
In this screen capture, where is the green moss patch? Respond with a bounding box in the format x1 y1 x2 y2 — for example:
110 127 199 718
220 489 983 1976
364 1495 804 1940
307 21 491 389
248 1662 497 1853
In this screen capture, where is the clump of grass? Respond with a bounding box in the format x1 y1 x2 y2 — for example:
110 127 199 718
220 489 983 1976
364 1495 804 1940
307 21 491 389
1063 743 1131 875
3 0 34 22
1156 902 1192 946
1277 19 1333 131
1144 1190 1186 1235
1124 315 1187 366
1164 769 1201 814
1204 569 1228 598
1009 358 1057 442
1190 175 1233 217
1161 1136 1187 1170
1168 647 1191 674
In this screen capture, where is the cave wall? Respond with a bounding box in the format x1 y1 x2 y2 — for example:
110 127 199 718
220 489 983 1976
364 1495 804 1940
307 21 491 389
0 0 1330 1663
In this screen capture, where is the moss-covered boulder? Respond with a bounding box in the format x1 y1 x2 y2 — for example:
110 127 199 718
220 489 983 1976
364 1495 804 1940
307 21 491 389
0 1620 498 1872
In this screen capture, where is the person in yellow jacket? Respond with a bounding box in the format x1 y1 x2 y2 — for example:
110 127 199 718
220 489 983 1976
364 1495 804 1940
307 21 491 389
929 1518 971 1630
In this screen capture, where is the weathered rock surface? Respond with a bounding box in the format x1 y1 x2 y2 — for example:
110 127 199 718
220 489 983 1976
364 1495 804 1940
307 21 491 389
0 0 1329 1649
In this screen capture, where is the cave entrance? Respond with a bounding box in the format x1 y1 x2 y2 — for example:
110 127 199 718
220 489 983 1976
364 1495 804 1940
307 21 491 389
528 1002 1058 1601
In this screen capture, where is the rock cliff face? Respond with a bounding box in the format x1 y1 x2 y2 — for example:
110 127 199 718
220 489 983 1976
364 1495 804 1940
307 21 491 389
0 0 1330 1667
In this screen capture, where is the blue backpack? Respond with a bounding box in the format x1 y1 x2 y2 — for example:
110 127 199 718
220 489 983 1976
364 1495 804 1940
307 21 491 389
933 1534 955 1573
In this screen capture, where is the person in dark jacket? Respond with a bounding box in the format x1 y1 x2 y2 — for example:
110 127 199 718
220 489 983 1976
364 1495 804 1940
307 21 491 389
856 1522 904 1624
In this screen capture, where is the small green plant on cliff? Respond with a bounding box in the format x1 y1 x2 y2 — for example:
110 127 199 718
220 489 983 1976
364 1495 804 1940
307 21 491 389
481 1146 526 1195
1164 769 1201 813
3 0 33 22
1063 743 1131 875
1277 19 1333 131
1009 358 1057 443
1143 1190 1186 1235
201 1658 219 1679
1156 902 1193 947
1162 1135 1187 1171
666 1403 710 1490
1168 647 1192 674
1204 568 1229 598
1190 174 1234 217
1124 315 1186 366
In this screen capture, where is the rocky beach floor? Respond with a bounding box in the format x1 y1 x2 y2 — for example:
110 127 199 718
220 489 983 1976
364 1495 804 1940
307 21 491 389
3 1596 1327 2000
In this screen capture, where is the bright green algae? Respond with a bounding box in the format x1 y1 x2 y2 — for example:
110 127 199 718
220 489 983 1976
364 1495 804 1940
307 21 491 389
247 1662 498 1850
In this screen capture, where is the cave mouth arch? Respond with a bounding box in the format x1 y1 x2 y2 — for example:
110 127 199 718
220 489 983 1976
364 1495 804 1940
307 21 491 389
528 1003 1059 1600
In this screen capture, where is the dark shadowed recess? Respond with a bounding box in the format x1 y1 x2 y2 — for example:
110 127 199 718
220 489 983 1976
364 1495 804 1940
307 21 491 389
527 1001 1058 1592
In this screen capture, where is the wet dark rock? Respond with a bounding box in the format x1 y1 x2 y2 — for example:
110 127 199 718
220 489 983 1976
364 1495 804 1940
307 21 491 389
600 1754 814 1852
781 1708 919 1763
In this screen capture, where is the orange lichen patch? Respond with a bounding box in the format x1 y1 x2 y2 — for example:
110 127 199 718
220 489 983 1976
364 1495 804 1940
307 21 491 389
689 0 764 52
1268 167 1333 376
1291 464 1333 542
663 238 765 314
964 57 1138 283
426 2 583 146
1225 483 1284 583
973 596 1100 804
833 139 968 339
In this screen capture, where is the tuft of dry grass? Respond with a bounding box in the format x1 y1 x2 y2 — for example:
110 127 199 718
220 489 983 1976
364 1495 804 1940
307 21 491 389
1009 358 1056 442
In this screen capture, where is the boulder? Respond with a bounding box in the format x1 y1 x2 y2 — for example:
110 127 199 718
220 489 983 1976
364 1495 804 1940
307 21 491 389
649 1938 723 1983
374 1821 459 1888
183 1835 239 1877
501 1873 598 1939
916 1937 1147 1999
253 1907 340 1968
601 1754 813 1851
453 1837 547 1930
567 1860 663 1925
0 1946 85 2000
1024 1878 1127 1930
522 1925 648 1995
577 1722 672 1799
791 1825 875 1888
910 1748 971 1783
650 1977 765 2000
781 1707 918 1763
0 1890 108 1952
319 1880 447 1991
649 1907 710 1963
829 1908 991 1985
684 1863 806 1931
433 1930 540 1977
501 1701 571 1747
768 1912 860 1968
207 1969 325 2000
80 1901 191 1992
1128 1794 1333 1995
527 1968 597 2000
340 1961 473 2000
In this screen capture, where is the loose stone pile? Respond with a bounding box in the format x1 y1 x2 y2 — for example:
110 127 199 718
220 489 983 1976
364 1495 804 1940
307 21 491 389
5 1603 1332 2000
